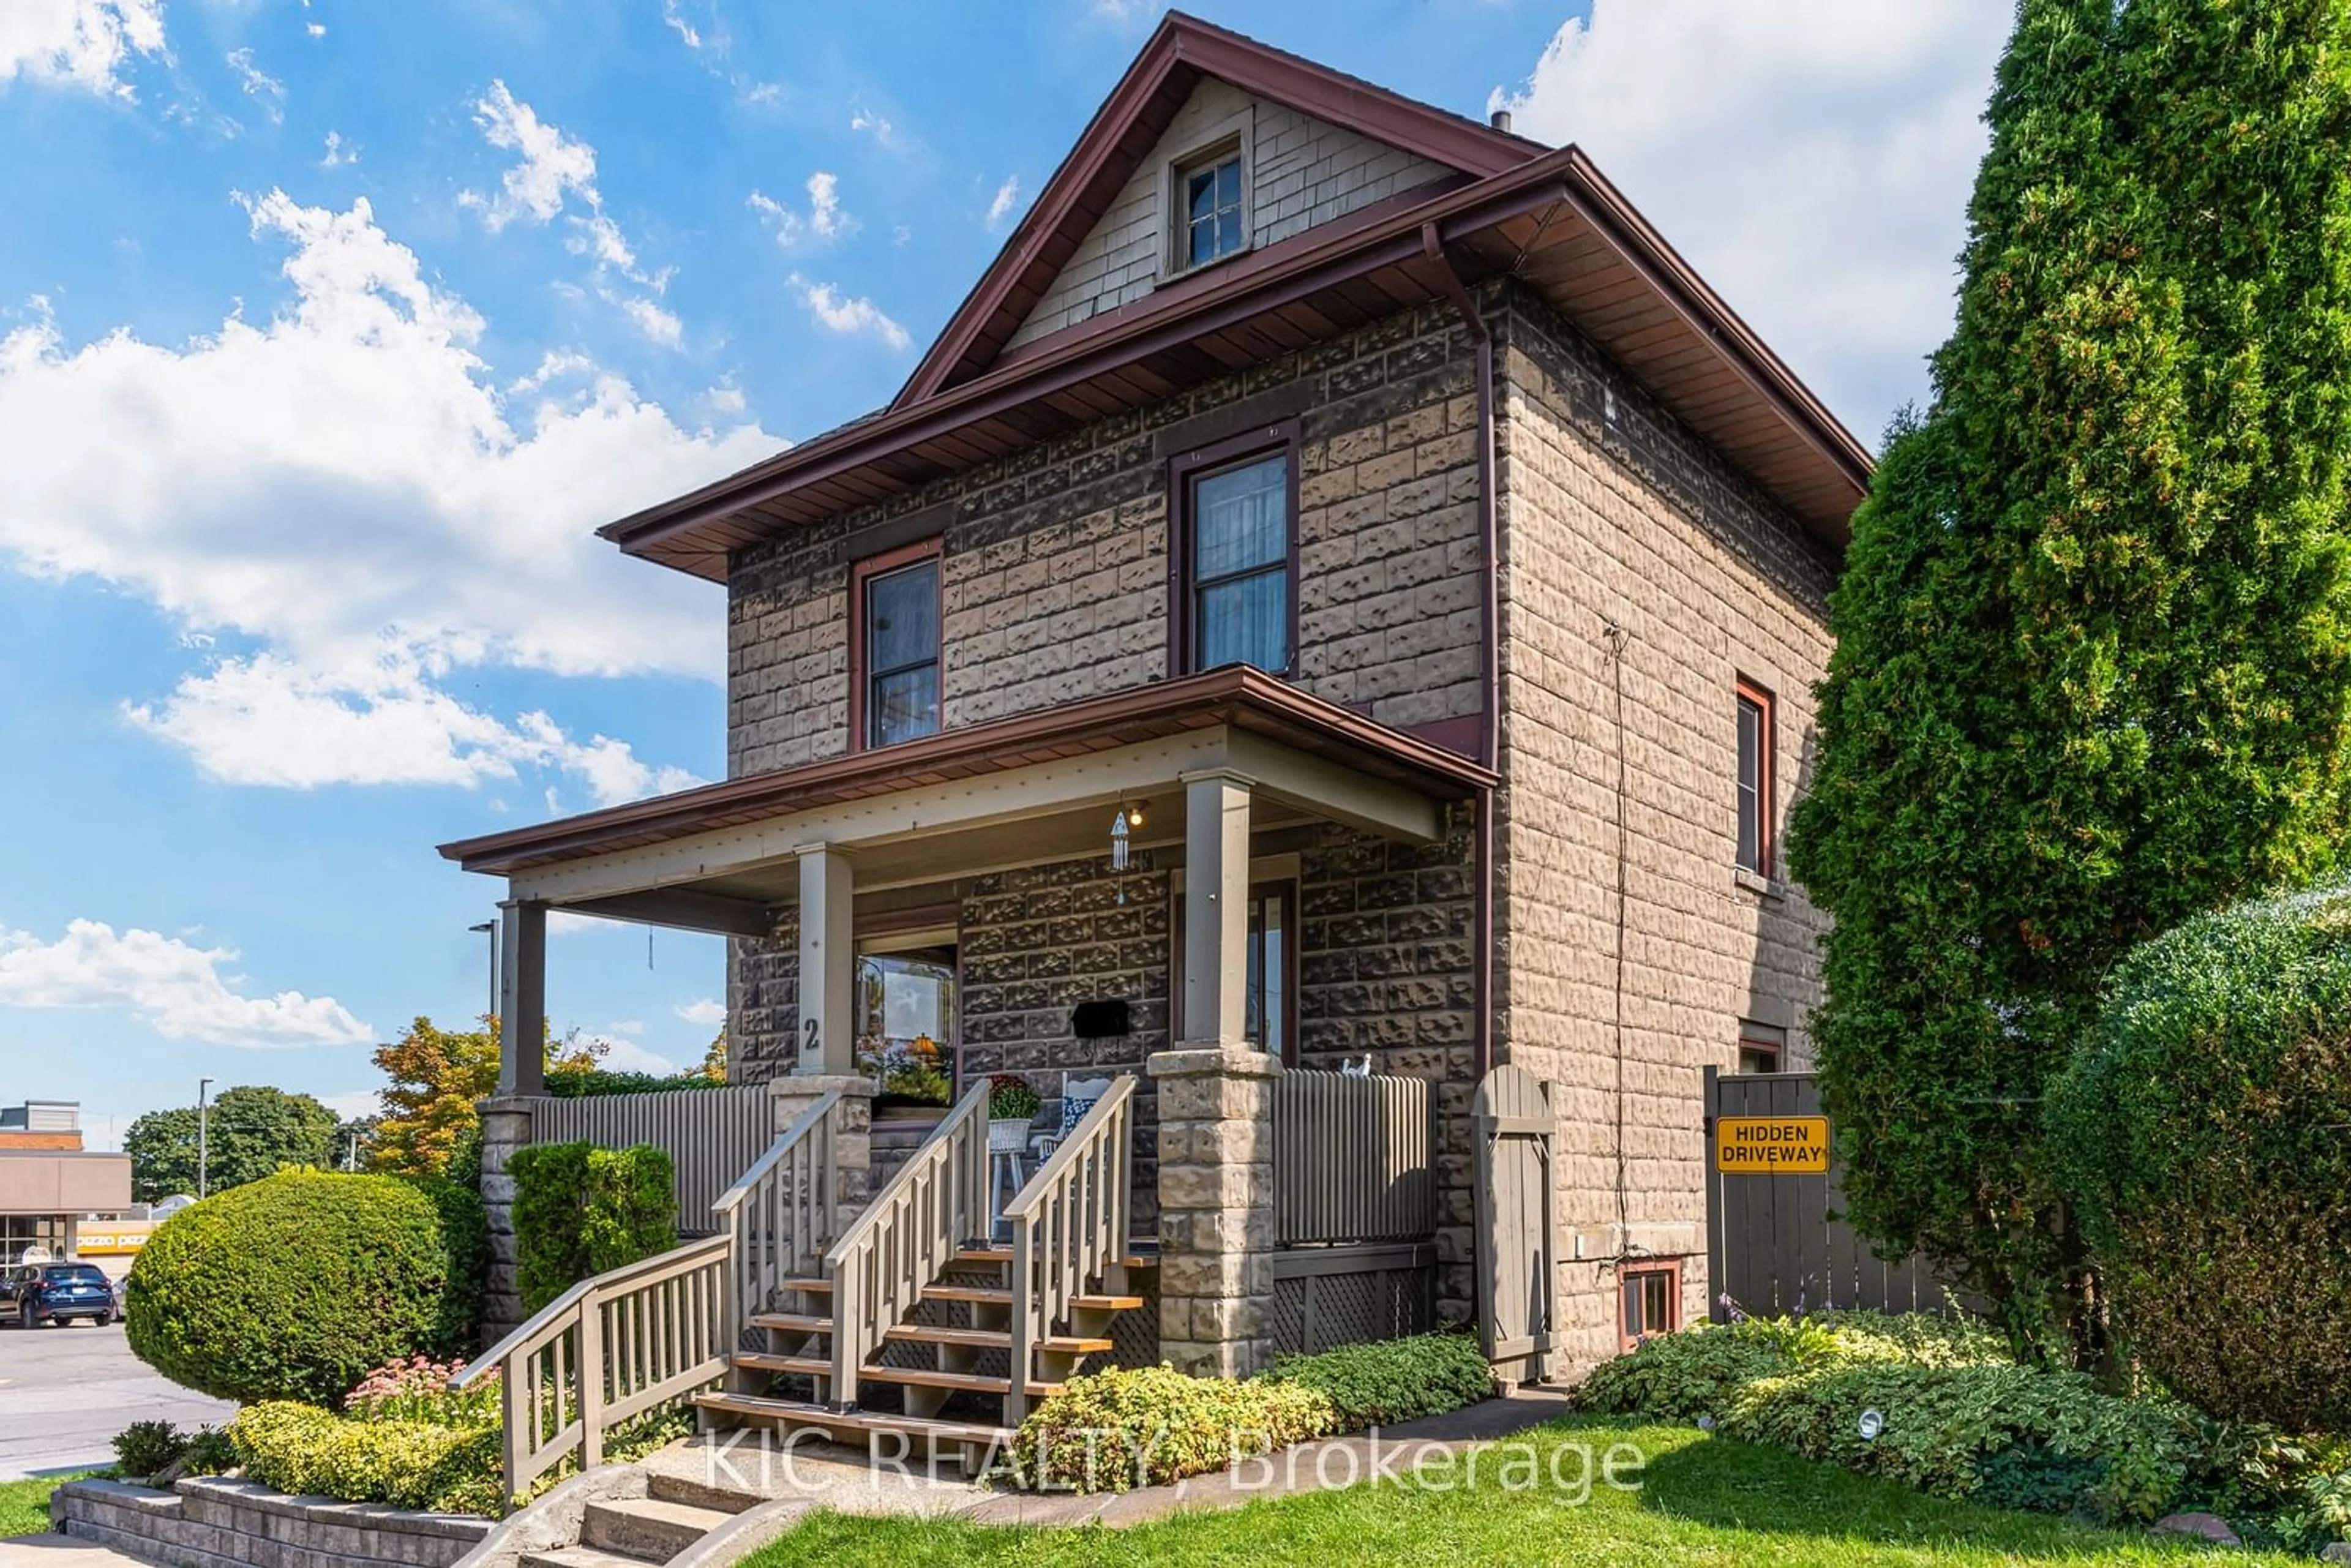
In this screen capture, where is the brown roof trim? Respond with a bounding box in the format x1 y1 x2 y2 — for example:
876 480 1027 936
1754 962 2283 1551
438 667 1498 877
894 11 1541 408
599 146 1872 568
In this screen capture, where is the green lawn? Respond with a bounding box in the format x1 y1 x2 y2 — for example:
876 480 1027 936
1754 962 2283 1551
0 1471 96 1539
740 1418 2292 1567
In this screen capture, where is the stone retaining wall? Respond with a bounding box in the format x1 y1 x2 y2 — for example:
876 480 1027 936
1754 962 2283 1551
53 1477 490 1568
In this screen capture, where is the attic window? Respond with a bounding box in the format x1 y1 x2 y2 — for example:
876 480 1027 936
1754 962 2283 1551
1175 144 1245 271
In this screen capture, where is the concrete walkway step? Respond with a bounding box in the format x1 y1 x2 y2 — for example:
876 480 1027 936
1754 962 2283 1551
580 1496 737 1562
517 1546 656 1568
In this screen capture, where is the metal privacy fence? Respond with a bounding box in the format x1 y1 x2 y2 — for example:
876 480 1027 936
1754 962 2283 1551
527 1083 773 1231
1703 1067 1962 1319
1271 1069 1436 1245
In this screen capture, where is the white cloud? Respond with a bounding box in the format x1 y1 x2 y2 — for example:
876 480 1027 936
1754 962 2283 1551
0 190 777 793
461 80 598 232
1493 1 2010 443
594 1036 678 1076
0 0 164 99
749 172 851 248
704 382 746 416
0 918 372 1048
984 174 1022 231
123 648 705 805
788 273 909 351
659 0 700 50
849 104 898 149
509 348 595 394
675 997 726 1027
223 45 283 122
461 80 677 340
318 130 358 168
307 23 325 40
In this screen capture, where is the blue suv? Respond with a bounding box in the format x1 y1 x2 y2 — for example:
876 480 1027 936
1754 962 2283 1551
3 1262 117 1327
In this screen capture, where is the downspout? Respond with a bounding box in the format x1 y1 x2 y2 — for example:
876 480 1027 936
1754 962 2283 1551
1422 223 1501 1082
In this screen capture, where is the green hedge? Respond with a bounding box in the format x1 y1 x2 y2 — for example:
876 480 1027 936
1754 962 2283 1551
125 1170 483 1406
229 1401 503 1516
2050 884 2351 1434
1009 1365 1335 1493
1575 1311 2006 1422
1273 1332 1493 1429
508 1141 677 1313
544 1071 726 1098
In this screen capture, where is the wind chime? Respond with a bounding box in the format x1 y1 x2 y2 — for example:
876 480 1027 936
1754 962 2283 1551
1108 801 1144 904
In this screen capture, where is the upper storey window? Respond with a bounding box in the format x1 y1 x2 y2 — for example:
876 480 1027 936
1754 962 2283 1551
853 541 942 749
1736 678 1774 877
1174 431 1297 677
1182 151 1245 268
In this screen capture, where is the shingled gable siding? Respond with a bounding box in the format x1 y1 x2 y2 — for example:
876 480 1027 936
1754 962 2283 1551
1491 284 1836 1372
727 294 1487 776
1004 76 1455 350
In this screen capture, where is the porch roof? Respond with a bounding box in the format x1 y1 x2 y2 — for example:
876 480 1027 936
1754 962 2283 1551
437 667 1495 880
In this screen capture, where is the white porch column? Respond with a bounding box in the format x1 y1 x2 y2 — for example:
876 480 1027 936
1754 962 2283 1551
795 842 855 1075
1179 768 1254 1046
496 898 547 1095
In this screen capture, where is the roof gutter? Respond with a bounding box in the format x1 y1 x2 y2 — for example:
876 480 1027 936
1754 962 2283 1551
1422 220 1499 1084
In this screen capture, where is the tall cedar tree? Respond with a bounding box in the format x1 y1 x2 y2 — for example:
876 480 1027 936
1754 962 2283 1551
1789 0 2351 1362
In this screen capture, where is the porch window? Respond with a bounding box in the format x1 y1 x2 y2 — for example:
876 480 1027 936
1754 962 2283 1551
1619 1261 1680 1350
1174 437 1295 677
1735 679 1774 876
1171 879 1297 1063
853 540 942 749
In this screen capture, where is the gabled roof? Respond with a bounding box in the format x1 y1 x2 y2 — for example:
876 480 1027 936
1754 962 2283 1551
597 18 1873 582
896 11 1545 407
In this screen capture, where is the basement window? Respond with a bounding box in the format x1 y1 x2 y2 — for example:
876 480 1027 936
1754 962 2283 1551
1737 1022 1786 1075
1620 1261 1680 1351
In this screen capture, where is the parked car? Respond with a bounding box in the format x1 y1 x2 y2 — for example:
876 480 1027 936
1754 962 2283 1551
1 1262 116 1327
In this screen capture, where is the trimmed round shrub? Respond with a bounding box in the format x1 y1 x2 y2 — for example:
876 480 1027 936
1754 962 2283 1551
2049 885 2351 1433
126 1169 482 1406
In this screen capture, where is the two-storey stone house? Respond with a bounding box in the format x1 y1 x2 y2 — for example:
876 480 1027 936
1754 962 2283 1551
442 13 1867 1419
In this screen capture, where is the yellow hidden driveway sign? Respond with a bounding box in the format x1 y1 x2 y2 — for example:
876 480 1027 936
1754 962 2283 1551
1714 1115 1831 1174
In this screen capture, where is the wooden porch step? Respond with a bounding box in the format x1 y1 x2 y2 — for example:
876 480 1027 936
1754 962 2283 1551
750 1311 830 1335
886 1323 1111 1354
692 1391 1011 1447
948 1247 1160 1269
921 1285 1144 1311
732 1352 1062 1398
776 1275 830 1294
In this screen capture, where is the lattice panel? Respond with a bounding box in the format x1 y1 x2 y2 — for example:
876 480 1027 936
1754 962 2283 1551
1108 1276 1161 1369
1273 1262 1434 1356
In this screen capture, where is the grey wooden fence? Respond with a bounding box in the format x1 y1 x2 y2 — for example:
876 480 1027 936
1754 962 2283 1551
1272 1069 1436 1245
1473 1063 1556 1384
527 1084 772 1231
1703 1067 1962 1319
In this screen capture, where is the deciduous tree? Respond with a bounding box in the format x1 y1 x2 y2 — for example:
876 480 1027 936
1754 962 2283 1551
124 1086 339 1203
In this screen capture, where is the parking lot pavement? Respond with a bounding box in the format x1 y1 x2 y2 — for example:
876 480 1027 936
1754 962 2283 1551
0 1319 236 1481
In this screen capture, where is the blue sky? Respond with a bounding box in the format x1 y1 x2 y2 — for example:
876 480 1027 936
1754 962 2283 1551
0 0 2010 1146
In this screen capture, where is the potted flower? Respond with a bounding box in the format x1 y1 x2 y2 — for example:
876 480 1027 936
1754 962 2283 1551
987 1073 1041 1153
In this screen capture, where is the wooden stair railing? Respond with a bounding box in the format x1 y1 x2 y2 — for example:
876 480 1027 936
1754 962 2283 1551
1002 1074 1136 1424
710 1087 842 1352
453 1235 733 1509
453 1090 849 1510
822 1079 991 1408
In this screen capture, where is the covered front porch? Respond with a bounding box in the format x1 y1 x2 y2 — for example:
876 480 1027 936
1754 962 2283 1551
442 667 1493 1376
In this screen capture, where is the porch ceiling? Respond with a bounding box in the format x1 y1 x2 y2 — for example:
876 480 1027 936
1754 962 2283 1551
438 667 1493 926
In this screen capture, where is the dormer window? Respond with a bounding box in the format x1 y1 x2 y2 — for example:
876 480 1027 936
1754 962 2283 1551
1174 143 1245 271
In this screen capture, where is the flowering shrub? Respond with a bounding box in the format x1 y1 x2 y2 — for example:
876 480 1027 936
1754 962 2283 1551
345 1356 501 1428
986 1074 1040 1121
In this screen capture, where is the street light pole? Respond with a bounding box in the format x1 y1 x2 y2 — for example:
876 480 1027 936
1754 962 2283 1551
468 920 500 1030
196 1077 214 1199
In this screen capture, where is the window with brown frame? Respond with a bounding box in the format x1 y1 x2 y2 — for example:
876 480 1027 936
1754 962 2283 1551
1169 878 1297 1065
1169 427 1298 678
1619 1260 1680 1350
1735 678 1774 877
1737 1021 1786 1075
850 539 942 750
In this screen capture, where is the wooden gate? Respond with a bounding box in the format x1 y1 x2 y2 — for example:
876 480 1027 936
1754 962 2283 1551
1703 1067 1962 1319
1472 1063 1556 1384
